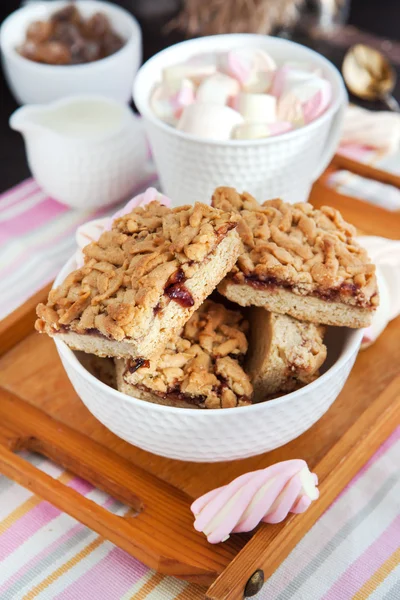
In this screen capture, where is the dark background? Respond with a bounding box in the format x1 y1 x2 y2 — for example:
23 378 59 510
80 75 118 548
1 0 400 193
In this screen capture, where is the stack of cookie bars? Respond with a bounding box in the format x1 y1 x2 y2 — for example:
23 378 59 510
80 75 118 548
36 188 378 409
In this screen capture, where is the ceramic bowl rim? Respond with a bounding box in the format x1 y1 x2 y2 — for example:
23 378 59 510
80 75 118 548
133 33 347 148
55 254 363 418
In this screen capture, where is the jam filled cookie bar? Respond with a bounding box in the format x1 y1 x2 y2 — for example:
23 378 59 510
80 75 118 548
246 308 327 401
115 300 253 409
212 187 378 328
36 201 241 359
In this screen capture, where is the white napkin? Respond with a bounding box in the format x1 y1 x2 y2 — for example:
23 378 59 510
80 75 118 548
358 236 400 348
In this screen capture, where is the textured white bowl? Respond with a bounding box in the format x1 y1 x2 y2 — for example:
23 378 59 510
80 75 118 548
133 34 347 206
54 256 362 463
0 0 142 104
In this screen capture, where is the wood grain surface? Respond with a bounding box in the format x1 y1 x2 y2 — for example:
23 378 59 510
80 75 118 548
0 177 399 595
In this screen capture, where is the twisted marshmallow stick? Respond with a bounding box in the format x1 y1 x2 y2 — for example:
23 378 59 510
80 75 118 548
191 459 318 544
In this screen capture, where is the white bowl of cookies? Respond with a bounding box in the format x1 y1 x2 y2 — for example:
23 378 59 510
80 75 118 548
36 188 376 462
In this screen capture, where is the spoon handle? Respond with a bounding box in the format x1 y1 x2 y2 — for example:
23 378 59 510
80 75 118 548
383 94 400 113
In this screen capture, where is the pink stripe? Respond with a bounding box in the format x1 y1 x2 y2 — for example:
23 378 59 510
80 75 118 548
0 182 42 213
0 197 68 242
0 174 160 280
0 522 84 594
53 547 149 600
0 216 89 280
0 495 115 595
0 477 93 561
322 514 400 600
0 178 37 203
268 433 400 598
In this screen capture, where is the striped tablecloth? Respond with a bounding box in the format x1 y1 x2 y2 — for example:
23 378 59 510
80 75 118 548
0 179 399 600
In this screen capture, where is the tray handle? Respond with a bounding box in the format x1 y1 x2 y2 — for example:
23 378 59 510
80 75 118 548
206 375 400 600
0 388 242 583
330 154 400 190
0 445 141 544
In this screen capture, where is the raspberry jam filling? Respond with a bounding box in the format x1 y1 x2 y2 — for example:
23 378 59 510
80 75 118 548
127 358 150 373
164 268 194 308
133 382 251 408
234 274 374 308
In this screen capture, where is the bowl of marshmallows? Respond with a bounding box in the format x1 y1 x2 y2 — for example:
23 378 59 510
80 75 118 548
133 34 347 206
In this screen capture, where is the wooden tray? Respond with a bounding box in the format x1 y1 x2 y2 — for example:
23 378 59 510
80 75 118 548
1 169 400 600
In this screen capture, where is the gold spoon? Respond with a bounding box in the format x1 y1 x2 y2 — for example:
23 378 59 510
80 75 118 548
342 44 400 112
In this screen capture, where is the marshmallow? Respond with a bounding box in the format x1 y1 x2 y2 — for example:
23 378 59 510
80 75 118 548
171 78 196 117
191 460 318 544
163 57 216 91
235 92 277 123
243 70 274 93
285 61 323 76
196 73 240 105
177 103 244 140
277 92 304 126
150 79 195 124
271 66 318 98
232 121 292 140
293 79 332 123
222 48 276 88
278 79 331 125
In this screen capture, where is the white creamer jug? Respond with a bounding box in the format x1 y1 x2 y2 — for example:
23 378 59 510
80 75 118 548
10 95 148 209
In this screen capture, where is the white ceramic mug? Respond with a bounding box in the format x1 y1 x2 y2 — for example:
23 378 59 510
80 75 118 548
133 34 347 205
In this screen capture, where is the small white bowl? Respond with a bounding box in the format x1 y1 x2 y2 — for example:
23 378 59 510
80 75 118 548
54 256 362 463
0 0 142 104
133 34 347 205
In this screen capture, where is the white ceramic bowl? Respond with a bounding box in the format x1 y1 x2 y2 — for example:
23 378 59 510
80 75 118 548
0 0 142 104
54 256 362 463
133 34 347 206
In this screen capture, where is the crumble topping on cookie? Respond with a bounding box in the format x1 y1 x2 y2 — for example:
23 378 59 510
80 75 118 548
212 187 378 308
123 300 253 409
36 201 239 346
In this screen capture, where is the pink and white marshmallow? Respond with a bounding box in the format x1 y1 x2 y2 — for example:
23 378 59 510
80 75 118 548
223 48 276 88
177 103 244 140
271 65 318 98
278 79 332 126
151 79 195 125
191 459 319 544
162 58 216 91
234 92 277 123
196 73 240 105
